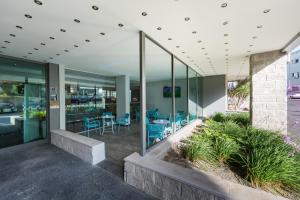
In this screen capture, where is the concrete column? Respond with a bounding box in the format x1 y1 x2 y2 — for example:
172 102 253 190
250 50 287 134
116 75 130 118
201 75 227 117
48 63 65 131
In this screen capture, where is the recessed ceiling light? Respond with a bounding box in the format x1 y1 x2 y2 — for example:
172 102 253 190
23 56 27 58
74 19 80 23
85 39 90 42
74 45 79 48
187 56 190 58
257 25 263 29
168 38 172 40
49 37 55 40
1 46 6 49
25 14 32 19
118 23 124 27
56 53 60 56
49 57 53 59
201 47 205 50
249 44 253 47
225 54 229 56
224 42 228 45
252 36 257 39
182 51 185 54
204 53 208 55
92 5 99 10
34 0 43 5
4 41 11 44
247 50 251 53
64 50 69 52
40 42 45 46
221 3 228 8
142 12 147 16
157 27 162 31
192 31 197 34
34 48 38 50
176 46 180 48
16 25 23 29
60 29 66 32
28 52 32 55
9 34 16 37
197 40 202 43
225 49 229 51
100 32 106 36
263 9 271 14
184 17 190 21
222 21 228 26
224 34 229 37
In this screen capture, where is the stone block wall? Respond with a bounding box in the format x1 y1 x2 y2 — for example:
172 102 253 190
250 50 287 134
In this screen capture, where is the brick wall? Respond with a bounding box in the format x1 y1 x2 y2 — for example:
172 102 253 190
250 50 287 134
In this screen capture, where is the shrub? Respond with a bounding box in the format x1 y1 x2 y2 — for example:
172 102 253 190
211 112 250 127
211 112 226 123
234 127 300 193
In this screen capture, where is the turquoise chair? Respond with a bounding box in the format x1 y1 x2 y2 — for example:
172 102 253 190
83 117 101 137
147 123 165 147
116 113 130 132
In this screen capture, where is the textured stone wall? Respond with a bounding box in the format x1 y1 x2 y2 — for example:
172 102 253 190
250 50 287 134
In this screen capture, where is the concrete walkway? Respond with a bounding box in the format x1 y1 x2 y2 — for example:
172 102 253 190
0 141 156 200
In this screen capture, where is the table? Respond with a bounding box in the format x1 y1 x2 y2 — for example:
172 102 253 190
101 115 115 134
153 119 169 126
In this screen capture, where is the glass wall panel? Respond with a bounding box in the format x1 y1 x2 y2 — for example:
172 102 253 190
188 68 198 121
65 69 116 133
145 38 172 148
197 73 203 117
0 57 47 148
174 59 188 131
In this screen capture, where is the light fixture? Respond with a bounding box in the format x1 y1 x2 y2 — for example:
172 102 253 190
157 27 162 31
49 57 53 59
224 34 229 37
49 37 55 40
40 42 45 46
182 51 185 54
168 38 172 40
23 56 27 58
249 44 253 47
60 28 66 32
224 42 228 45
85 39 90 42
223 21 228 26
74 45 79 48
25 14 32 19
28 52 32 55
176 46 180 48
197 40 202 43
64 50 69 52
9 34 16 37
257 25 263 29
100 32 105 36
142 12 147 16
34 48 38 50
34 0 42 5
221 3 228 8
263 9 271 14
118 23 124 27
74 19 80 23
92 5 99 10
16 25 23 29
184 17 190 21
4 41 10 44
1 46 6 49
201 47 205 50
252 36 257 39
56 53 60 56
225 49 229 51
192 31 197 34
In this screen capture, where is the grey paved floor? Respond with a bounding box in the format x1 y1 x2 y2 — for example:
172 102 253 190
0 140 156 200
288 99 300 144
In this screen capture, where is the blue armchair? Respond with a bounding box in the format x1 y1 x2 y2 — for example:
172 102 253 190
147 123 165 147
83 117 101 137
116 113 130 133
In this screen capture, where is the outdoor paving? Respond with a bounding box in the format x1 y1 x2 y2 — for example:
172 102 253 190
288 99 300 144
0 140 156 200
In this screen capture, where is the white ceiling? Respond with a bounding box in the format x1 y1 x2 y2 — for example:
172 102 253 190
0 0 299 81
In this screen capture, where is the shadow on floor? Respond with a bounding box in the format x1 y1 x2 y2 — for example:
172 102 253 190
0 140 156 200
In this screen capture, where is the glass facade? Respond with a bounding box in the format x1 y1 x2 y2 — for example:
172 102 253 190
0 57 47 148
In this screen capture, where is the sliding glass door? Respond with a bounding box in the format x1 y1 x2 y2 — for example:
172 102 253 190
0 57 47 148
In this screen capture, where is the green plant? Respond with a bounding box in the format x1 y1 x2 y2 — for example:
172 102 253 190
210 112 250 127
211 112 226 123
228 78 250 110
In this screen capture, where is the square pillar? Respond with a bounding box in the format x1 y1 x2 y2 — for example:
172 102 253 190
47 63 65 131
116 75 130 118
250 50 287 134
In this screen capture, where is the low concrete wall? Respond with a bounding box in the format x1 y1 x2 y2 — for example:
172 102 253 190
51 129 105 165
124 153 287 200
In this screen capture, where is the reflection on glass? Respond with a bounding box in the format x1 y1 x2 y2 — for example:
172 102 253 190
145 38 172 148
174 59 188 131
65 69 116 133
188 68 198 122
0 57 47 148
